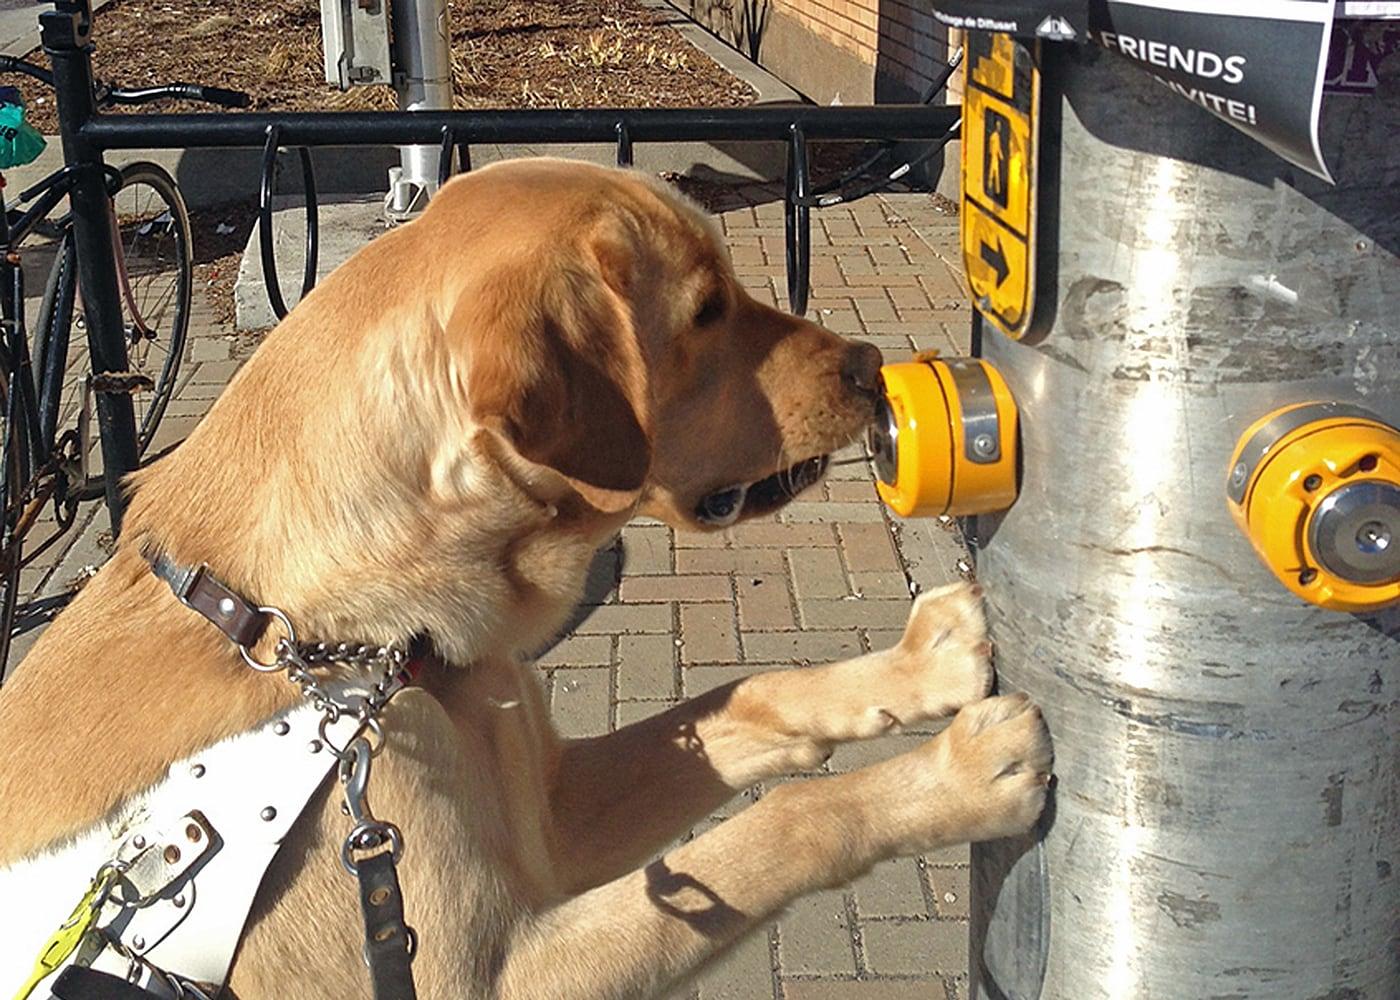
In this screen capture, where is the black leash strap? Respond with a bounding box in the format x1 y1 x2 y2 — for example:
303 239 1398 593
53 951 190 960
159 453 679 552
52 967 166 1000
357 851 418 1000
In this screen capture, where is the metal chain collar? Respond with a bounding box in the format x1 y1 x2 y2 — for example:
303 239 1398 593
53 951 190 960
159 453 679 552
233 612 414 879
289 638 410 761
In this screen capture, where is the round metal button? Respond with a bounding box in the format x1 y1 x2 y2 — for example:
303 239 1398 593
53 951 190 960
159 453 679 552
868 395 899 486
1309 480 1400 585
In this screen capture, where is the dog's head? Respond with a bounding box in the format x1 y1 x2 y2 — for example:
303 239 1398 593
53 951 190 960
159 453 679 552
120 160 884 664
434 160 883 532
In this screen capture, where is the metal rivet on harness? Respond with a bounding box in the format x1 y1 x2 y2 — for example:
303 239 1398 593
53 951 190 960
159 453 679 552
216 597 236 619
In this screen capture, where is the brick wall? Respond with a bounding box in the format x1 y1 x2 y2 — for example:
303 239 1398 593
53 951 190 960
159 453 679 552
682 0 955 104
778 0 880 64
877 0 952 97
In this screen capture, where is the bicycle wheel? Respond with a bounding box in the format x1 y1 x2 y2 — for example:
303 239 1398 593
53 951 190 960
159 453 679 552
32 228 76 453
0 359 25 683
107 161 192 454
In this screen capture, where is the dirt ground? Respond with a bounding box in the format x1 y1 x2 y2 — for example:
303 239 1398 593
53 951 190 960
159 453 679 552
11 0 755 132
189 201 260 327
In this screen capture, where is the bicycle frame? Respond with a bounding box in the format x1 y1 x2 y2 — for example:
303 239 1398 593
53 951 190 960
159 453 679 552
4 163 87 453
0 152 187 661
0 164 85 548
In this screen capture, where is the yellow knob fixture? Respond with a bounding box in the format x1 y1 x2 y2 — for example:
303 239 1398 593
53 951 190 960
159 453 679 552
867 356 1018 518
1226 401 1400 612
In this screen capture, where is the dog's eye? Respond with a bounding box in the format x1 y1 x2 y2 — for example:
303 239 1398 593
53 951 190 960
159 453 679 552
694 292 726 327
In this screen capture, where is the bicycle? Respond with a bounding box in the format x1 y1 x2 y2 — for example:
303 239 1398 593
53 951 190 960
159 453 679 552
0 55 248 677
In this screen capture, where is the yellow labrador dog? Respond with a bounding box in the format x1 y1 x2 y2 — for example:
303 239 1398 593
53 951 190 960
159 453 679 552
0 159 1050 998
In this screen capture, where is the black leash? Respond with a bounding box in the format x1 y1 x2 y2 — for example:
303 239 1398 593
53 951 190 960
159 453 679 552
51 967 162 1000
51 966 214 1000
357 851 419 1000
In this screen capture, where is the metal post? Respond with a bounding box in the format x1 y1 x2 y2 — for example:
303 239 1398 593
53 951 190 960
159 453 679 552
40 0 138 533
385 0 453 220
969 44 1399 1000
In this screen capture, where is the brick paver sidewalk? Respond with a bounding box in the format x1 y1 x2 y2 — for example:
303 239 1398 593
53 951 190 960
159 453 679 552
11 188 977 1000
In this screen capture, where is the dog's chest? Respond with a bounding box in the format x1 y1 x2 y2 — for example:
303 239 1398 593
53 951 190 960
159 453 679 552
434 658 562 900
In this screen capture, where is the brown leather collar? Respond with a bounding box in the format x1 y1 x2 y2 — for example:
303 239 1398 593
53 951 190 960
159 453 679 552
142 547 270 648
143 548 433 686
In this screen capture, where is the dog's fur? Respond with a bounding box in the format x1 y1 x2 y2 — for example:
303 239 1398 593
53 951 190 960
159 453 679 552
0 160 1050 999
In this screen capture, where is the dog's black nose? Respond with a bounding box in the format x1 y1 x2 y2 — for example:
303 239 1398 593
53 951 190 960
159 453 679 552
841 341 885 399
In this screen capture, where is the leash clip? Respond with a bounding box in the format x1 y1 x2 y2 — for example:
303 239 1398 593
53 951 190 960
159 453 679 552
338 738 404 877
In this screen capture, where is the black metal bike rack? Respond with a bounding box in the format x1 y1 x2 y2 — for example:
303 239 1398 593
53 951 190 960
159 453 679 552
39 0 958 530
259 128 319 321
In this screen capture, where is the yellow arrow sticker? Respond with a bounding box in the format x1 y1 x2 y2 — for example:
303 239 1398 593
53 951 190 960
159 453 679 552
962 201 1029 333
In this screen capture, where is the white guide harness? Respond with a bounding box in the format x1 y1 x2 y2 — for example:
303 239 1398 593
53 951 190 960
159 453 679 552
0 671 377 998
1 552 420 1000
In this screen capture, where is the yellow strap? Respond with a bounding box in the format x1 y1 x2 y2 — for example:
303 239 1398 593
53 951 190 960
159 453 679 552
11 870 113 1000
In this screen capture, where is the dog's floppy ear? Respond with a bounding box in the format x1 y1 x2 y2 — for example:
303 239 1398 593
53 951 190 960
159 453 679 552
453 228 652 514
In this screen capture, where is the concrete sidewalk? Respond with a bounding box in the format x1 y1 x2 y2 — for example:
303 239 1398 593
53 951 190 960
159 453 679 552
12 187 977 1000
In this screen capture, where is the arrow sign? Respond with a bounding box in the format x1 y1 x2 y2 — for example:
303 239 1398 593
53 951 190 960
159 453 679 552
980 237 1010 287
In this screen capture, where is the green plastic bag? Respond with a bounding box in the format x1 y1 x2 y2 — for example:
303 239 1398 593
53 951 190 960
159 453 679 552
0 93 46 169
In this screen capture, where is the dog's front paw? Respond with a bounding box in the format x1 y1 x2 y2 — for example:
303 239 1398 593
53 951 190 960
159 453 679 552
876 693 1052 856
934 693 1052 843
877 582 994 725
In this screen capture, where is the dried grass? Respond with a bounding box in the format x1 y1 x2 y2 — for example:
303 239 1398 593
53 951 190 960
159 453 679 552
6 0 754 132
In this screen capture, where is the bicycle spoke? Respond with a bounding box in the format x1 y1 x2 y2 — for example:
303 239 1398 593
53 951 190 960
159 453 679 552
140 267 179 313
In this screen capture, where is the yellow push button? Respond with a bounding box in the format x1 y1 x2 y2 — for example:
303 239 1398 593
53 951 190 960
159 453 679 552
1226 401 1400 612
868 356 1018 518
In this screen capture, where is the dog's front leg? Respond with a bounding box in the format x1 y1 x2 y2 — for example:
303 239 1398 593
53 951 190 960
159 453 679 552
548 583 992 889
509 693 1049 1000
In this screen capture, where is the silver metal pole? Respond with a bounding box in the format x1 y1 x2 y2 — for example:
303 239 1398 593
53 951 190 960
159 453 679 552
386 0 452 220
969 43 1399 1000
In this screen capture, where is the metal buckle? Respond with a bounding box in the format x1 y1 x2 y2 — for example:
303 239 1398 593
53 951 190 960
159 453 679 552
165 562 204 605
238 607 296 672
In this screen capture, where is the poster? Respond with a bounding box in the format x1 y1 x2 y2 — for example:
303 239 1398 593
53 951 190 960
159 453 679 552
1092 1 1337 181
930 1 1346 181
1337 2 1400 15
1327 17 1400 93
